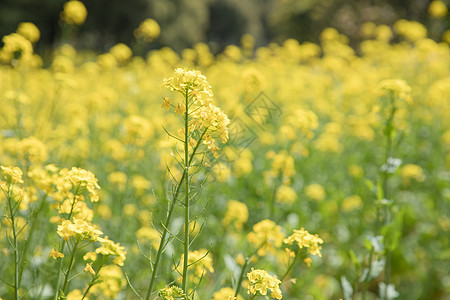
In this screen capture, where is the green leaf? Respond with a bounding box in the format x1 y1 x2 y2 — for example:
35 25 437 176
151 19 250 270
376 180 384 201
365 179 375 192
348 249 360 270
381 210 404 252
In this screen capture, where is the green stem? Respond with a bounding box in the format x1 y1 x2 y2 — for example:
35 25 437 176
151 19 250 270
145 127 208 300
234 256 252 297
382 95 396 299
6 183 20 300
18 194 47 286
81 257 106 300
61 237 80 295
54 187 80 300
182 90 190 298
280 250 301 281
363 94 397 300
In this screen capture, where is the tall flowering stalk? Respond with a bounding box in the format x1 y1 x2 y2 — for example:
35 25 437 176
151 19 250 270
0 166 24 300
362 79 411 300
146 68 229 299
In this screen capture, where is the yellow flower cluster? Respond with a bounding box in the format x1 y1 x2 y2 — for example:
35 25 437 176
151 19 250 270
134 18 161 42
247 219 285 256
109 43 133 64
96 236 127 266
57 218 103 241
212 287 243 300
60 0 88 26
0 33 34 65
163 68 230 157
247 268 282 299
16 22 40 44
267 151 295 182
90 265 125 298
0 166 24 184
275 185 297 204
400 164 426 184
379 79 412 103
305 183 326 202
394 20 427 42
177 249 214 281
284 228 324 257
222 199 249 230
428 0 448 18
158 285 184 300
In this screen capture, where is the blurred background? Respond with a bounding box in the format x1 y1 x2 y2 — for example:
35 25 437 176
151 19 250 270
1 0 449 55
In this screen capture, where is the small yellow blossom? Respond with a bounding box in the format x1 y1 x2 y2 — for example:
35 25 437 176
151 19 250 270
49 249 64 259
84 263 96 275
162 97 171 111
83 251 97 261
174 103 186 115
304 257 312 267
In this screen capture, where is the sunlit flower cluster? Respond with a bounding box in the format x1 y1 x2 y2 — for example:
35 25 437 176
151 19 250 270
222 199 249 230
247 268 282 299
247 219 285 256
163 68 230 158
284 228 324 257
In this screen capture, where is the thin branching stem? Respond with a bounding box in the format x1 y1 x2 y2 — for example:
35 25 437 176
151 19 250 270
182 88 191 298
145 125 209 300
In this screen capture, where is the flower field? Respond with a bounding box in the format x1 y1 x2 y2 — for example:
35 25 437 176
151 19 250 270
1 3 450 300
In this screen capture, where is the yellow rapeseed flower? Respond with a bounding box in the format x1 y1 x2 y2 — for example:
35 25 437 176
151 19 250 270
1 166 24 184
247 268 282 299
84 262 96 275
134 18 160 42
212 287 243 300
379 79 412 103
429 0 448 18
61 0 88 26
158 285 184 300
275 184 297 204
400 164 426 184
284 228 324 257
16 22 40 43
222 199 249 230
247 219 285 256
49 248 64 259
305 184 326 201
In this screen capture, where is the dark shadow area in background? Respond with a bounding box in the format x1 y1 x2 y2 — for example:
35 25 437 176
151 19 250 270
0 0 447 55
